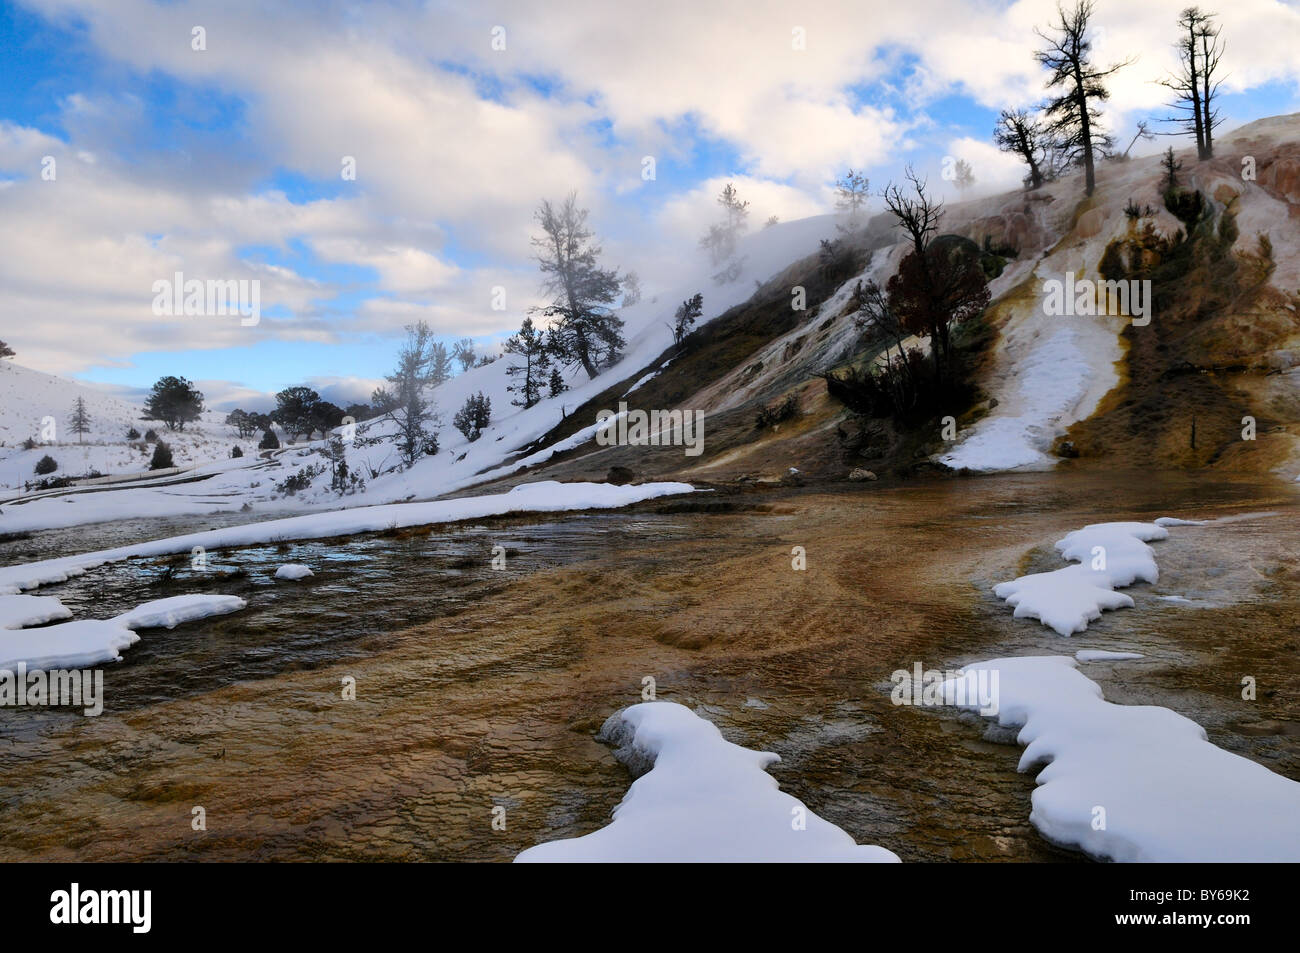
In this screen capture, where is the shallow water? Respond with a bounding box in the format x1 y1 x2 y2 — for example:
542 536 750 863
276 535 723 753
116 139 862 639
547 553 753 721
0 470 1296 861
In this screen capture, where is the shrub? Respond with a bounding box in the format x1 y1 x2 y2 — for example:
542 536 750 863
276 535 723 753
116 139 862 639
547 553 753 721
231 445 243 458
275 463 325 496
258 429 280 450
144 428 158 443
126 427 141 440
149 441 174 470
34 454 58 475
453 392 492 442
21 437 38 451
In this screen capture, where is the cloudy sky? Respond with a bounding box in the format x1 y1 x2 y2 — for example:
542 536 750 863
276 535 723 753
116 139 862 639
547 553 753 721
1 0 1297 409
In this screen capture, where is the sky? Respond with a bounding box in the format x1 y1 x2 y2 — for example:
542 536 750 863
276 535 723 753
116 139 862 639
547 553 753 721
1 0 1297 410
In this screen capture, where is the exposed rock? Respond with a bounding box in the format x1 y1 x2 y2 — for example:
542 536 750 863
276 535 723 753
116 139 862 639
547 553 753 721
848 468 877 482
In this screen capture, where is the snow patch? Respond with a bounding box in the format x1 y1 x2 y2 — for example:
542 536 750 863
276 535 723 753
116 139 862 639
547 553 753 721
113 594 247 629
515 702 898 863
941 656 1300 861
994 521 1170 635
274 564 314 581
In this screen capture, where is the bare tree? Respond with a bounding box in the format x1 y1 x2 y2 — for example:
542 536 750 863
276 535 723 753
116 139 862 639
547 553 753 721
881 171 990 381
1121 120 1155 158
1159 8 1224 159
881 168 944 259
1035 0 1133 197
994 109 1050 189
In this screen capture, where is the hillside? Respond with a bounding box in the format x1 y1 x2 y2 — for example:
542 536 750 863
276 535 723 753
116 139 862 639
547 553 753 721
3 114 1297 533
0 363 241 491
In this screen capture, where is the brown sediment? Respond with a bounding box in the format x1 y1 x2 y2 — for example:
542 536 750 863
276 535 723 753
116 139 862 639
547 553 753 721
0 471 1295 862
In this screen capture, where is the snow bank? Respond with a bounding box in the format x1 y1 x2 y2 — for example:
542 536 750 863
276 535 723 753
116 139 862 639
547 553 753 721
274 564 313 581
0 594 73 629
515 702 899 863
113 594 246 629
941 656 1300 861
0 480 694 595
994 521 1170 635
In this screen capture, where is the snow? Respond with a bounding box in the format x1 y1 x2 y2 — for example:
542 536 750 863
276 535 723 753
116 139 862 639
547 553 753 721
993 521 1170 635
940 656 1300 861
113 594 246 629
515 701 899 863
1075 650 1144 662
274 564 314 581
1 593 245 670
0 594 73 629
941 325 1112 471
0 361 255 492
0 480 694 595
0 619 139 671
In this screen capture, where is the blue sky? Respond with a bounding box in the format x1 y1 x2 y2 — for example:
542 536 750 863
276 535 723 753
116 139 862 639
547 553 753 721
1 0 1296 408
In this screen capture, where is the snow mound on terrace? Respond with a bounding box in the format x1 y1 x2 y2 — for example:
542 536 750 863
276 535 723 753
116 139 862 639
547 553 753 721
515 701 899 863
941 655 1300 862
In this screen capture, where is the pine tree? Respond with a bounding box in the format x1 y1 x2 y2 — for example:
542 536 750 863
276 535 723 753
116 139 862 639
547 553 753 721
548 367 567 398
699 182 750 277
149 440 174 470
504 316 551 408
672 293 703 346
371 320 442 466
453 392 491 442
531 193 624 378
1035 0 1132 197
143 376 204 431
67 397 91 444
834 170 870 232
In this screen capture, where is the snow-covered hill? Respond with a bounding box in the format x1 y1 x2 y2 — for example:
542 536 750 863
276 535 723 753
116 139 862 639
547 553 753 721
0 362 246 491
4 113 1298 531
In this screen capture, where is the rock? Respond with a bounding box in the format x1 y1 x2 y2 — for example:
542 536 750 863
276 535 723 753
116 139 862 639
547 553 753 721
1261 156 1300 205
848 468 877 482
605 466 636 485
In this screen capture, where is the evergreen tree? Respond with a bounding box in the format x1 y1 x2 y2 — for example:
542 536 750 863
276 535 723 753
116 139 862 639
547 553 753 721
453 392 492 442
1035 0 1131 197
547 366 567 398
672 293 704 346
371 320 442 466
67 397 91 443
531 193 624 378
503 315 551 408
149 440 174 470
834 170 870 231
143 376 204 431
